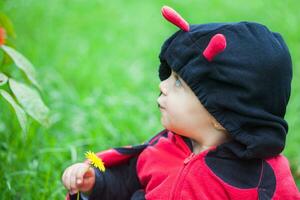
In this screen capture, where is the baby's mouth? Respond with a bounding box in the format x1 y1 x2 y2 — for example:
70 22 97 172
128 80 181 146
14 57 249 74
157 92 165 109
158 103 165 109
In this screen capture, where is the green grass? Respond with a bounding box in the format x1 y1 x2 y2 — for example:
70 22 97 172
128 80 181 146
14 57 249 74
1 0 300 199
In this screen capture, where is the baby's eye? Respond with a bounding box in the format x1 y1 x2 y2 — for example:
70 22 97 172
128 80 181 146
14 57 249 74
175 76 182 87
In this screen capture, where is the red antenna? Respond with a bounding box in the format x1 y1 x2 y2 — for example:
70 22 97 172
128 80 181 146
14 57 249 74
161 6 190 32
203 34 227 62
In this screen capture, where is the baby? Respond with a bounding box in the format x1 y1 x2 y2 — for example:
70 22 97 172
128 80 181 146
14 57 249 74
62 6 300 199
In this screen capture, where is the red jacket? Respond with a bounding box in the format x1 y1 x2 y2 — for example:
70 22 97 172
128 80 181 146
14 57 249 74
68 129 300 200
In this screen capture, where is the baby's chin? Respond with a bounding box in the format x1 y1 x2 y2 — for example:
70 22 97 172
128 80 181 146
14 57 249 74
160 117 172 131
159 114 189 135
160 118 168 130
162 125 188 137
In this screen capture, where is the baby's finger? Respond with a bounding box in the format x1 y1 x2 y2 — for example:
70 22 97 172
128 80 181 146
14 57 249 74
75 164 90 186
63 166 72 190
70 166 79 193
69 188 78 195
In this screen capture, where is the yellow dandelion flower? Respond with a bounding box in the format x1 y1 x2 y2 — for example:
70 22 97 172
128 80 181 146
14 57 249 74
85 151 105 172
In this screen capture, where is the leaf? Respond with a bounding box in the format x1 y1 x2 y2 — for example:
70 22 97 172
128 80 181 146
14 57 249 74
0 89 27 133
9 79 49 127
0 44 13 66
0 72 8 86
1 45 41 89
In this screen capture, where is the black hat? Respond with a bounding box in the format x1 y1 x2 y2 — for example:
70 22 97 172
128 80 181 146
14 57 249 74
159 6 292 159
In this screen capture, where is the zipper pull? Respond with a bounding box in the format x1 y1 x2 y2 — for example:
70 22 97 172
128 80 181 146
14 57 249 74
184 153 195 165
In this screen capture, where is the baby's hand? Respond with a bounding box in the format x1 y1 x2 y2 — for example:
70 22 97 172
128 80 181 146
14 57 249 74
62 163 95 195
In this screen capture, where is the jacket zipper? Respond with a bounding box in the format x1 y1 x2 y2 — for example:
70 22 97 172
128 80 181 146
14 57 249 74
168 133 216 199
169 152 195 199
184 153 195 165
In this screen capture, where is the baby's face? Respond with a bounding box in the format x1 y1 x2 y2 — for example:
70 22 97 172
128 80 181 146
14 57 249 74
157 70 214 138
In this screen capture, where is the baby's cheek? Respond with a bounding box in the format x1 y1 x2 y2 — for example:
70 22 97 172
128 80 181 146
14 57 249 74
170 110 190 129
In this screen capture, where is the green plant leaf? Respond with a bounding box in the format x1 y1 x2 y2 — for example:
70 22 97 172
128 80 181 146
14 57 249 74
0 44 13 67
0 89 27 133
1 45 41 89
8 78 49 127
0 72 8 86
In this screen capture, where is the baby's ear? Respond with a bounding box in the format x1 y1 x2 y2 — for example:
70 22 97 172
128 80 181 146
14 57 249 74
210 117 226 131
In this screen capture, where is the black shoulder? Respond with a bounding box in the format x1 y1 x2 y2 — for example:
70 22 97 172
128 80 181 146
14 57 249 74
147 129 169 146
114 144 148 155
114 129 169 154
205 150 276 199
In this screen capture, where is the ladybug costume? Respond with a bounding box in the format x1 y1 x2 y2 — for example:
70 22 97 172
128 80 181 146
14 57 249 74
67 6 300 200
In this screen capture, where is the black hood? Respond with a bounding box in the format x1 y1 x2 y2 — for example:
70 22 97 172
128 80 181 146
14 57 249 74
158 21 292 159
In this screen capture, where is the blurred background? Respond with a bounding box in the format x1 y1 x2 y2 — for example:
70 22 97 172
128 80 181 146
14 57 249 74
0 0 299 199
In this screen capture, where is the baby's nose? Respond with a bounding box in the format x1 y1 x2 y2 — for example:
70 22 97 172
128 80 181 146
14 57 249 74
159 81 167 96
